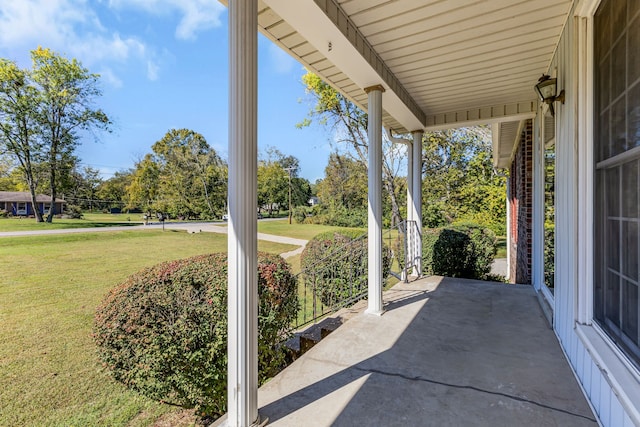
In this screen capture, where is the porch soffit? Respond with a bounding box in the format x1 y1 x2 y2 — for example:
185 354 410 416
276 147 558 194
493 120 525 169
221 0 572 135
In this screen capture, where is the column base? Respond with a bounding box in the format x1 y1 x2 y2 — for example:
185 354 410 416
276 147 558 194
364 307 385 316
216 414 269 427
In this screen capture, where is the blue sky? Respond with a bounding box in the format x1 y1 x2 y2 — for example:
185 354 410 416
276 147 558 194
0 0 333 182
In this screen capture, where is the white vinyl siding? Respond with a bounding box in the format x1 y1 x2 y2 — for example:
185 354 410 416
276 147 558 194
550 0 640 425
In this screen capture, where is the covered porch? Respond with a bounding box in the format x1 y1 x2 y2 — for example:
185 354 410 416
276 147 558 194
223 277 596 426
220 0 628 425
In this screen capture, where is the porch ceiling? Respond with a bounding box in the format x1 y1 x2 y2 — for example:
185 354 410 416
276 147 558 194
223 0 573 163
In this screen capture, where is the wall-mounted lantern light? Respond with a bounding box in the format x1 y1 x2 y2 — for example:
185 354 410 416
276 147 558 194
535 74 565 116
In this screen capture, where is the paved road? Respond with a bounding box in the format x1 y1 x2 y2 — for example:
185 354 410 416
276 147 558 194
0 221 308 259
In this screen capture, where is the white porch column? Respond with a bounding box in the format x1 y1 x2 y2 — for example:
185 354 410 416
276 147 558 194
227 0 260 426
406 138 414 281
411 130 423 276
365 85 384 316
532 116 545 292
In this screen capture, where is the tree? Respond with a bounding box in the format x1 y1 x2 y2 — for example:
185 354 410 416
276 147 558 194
63 166 103 210
299 72 406 226
97 170 133 211
0 48 111 222
151 129 226 219
31 47 111 222
127 154 160 214
0 57 45 221
317 153 367 210
291 176 312 207
421 127 506 234
260 147 311 215
0 155 19 191
257 161 288 215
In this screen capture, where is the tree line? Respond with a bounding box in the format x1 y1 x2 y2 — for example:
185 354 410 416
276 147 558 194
299 72 506 235
0 49 313 221
1 49 506 231
0 126 314 221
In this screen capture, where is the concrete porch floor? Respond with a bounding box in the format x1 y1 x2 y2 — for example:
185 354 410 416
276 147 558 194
257 277 597 426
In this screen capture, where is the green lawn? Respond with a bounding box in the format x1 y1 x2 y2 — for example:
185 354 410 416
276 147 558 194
0 213 144 232
496 236 507 258
0 230 295 426
258 219 364 241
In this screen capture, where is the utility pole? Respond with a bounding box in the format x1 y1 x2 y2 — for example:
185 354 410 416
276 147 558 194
285 166 295 224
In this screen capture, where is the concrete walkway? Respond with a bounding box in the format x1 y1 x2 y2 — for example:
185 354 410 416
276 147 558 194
157 222 308 259
0 222 308 259
254 277 597 426
491 257 508 277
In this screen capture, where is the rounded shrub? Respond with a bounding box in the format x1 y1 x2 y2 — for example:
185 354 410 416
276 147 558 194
300 230 391 307
422 223 496 279
93 252 298 418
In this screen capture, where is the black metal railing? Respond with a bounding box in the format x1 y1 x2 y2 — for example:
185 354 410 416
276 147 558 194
384 219 420 282
294 220 421 328
294 233 369 328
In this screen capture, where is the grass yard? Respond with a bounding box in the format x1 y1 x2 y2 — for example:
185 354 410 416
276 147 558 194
0 213 143 232
0 230 295 426
496 236 507 258
257 220 364 241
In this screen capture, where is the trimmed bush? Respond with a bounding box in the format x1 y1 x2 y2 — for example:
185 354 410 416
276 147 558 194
300 230 391 307
64 204 84 219
423 223 497 279
93 252 298 418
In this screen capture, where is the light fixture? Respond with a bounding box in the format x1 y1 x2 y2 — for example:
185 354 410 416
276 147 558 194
535 74 565 116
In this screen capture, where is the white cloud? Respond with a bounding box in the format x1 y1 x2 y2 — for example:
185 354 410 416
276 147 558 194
0 0 87 48
146 60 159 81
0 0 151 80
108 0 225 40
97 67 123 88
0 0 225 85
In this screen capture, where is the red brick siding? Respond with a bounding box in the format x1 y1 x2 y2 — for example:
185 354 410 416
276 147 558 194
508 120 533 284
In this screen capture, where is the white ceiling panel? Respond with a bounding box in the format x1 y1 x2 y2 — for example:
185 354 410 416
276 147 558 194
222 0 572 134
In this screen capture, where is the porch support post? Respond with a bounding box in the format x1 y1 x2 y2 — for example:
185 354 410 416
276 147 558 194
365 84 385 316
227 0 260 426
411 130 423 276
406 138 414 282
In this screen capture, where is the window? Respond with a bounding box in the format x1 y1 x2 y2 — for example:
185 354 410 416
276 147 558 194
16 202 27 215
594 0 640 369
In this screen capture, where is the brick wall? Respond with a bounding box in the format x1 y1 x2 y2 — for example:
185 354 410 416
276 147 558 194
508 120 533 284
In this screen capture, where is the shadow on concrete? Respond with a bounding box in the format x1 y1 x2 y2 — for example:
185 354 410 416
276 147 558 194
258 277 597 426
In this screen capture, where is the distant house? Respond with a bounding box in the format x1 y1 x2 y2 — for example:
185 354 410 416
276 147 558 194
308 196 319 206
0 191 66 216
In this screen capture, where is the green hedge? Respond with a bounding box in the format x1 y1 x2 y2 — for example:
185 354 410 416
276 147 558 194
302 206 368 228
300 230 391 307
93 252 298 418
544 223 554 288
423 223 497 279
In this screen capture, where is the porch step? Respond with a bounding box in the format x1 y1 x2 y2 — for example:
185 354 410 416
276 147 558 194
284 300 369 360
